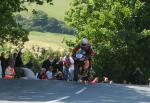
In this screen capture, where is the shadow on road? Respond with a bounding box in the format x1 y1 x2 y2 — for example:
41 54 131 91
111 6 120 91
0 79 150 103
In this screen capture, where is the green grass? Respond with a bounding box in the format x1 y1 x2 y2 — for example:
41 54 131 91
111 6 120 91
21 0 74 51
24 31 76 51
20 0 70 20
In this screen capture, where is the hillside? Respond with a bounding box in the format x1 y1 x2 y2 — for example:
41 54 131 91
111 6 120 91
20 0 70 21
24 31 76 51
21 0 74 51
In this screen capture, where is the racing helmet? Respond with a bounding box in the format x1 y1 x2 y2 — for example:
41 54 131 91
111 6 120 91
81 38 88 46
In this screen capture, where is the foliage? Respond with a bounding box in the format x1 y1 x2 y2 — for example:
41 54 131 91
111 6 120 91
1 45 63 74
65 0 150 83
15 11 76 35
20 0 70 21
22 48 62 72
0 0 53 46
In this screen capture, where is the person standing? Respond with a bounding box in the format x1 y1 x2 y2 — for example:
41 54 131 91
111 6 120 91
0 60 2 78
56 57 63 72
63 52 74 81
42 56 54 71
133 67 143 85
15 51 23 68
0 53 6 78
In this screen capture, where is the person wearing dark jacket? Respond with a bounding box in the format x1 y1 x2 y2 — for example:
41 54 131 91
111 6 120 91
15 51 23 68
56 57 63 72
0 53 6 77
133 67 143 85
42 56 54 71
14 51 24 78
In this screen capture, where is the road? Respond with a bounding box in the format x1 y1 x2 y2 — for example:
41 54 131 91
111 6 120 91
0 79 150 103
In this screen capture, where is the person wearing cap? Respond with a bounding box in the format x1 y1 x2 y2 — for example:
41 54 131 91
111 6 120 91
72 38 95 81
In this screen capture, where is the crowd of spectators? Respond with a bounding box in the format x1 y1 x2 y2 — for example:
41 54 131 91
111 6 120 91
0 51 99 84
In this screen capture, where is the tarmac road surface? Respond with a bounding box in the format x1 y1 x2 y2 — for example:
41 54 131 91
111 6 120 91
0 79 150 103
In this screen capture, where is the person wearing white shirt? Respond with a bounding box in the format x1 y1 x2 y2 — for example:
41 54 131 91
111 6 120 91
46 66 53 80
63 52 74 81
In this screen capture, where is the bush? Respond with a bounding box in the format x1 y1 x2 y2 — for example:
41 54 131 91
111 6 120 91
22 48 63 73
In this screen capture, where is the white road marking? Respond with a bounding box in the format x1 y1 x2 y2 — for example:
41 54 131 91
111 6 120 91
75 87 87 94
45 87 87 103
45 96 70 103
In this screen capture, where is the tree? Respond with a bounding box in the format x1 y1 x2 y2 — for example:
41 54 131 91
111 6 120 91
65 0 150 83
32 10 48 26
0 0 53 46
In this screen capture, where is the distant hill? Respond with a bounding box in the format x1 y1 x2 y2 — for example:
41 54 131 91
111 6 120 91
20 0 74 51
20 0 70 21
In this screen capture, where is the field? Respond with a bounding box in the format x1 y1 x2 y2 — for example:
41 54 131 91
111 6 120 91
21 0 74 51
20 0 70 20
24 31 76 51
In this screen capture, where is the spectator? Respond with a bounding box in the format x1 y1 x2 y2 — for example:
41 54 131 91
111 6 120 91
5 53 17 68
12 53 17 66
63 52 74 81
56 57 63 72
55 71 63 80
5 54 11 69
42 56 54 71
46 66 53 80
0 60 2 78
4 62 15 79
9 53 17 68
13 51 24 78
37 68 47 80
103 76 109 83
15 51 23 68
0 53 6 77
133 67 143 85
52 56 59 76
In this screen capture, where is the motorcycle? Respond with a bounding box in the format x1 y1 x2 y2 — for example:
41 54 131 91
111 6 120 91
74 52 91 81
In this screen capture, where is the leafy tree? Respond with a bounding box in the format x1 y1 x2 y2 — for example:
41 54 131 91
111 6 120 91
65 0 150 83
32 10 48 26
0 0 53 46
15 14 32 30
16 10 76 34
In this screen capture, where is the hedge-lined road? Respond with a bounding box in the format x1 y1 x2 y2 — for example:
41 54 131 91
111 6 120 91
0 79 150 103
